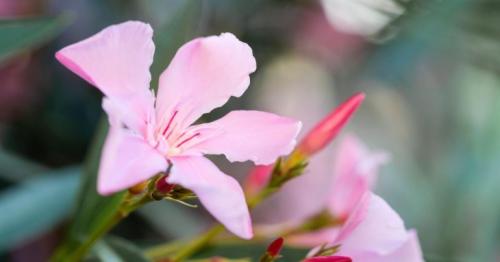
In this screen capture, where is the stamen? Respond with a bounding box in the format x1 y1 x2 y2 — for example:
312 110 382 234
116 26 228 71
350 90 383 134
176 132 201 148
162 110 178 136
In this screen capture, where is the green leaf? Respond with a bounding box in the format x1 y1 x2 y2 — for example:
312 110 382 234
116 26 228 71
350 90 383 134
0 148 48 182
0 167 80 251
0 15 72 63
87 236 150 262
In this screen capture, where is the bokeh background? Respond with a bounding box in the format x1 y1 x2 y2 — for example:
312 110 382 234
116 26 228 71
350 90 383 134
1 0 499 261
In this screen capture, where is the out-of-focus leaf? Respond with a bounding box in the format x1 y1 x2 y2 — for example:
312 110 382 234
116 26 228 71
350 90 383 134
150 0 202 89
0 15 72 63
87 236 150 262
0 167 80 251
52 120 125 259
138 201 205 239
0 148 48 182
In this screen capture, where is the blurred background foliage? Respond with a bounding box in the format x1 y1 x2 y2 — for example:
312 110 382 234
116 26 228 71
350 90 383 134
0 0 499 261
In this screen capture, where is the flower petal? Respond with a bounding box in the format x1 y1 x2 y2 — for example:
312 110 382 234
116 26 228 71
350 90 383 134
56 21 155 133
327 135 389 219
168 156 253 239
155 33 256 134
335 193 416 258
183 110 301 165
98 126 167 195
335 231 423 262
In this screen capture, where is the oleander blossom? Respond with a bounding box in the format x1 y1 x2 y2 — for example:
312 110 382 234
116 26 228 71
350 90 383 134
55 21 301 239
307 192 424 262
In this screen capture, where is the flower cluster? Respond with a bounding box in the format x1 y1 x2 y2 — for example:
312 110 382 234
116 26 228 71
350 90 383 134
56 21 424 261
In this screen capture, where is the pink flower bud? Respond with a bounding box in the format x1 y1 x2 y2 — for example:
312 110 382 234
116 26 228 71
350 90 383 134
244 164 273 195
304 256 352 262
297 92 365 156
267 237 284 257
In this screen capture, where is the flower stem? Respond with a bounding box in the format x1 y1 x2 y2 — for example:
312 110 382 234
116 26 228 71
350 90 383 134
170 224 225 262
52 192 152 262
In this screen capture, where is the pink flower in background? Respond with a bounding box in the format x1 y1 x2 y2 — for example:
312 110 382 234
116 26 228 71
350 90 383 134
326 135 390 220
286 134 389 246
318 192 424 262
56 21 301 239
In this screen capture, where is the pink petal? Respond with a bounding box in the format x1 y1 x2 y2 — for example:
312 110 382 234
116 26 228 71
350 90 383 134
183 110 301 165
335 193 415 258
373 230 424 262
327 135 389 219
56 21 155 134
336 231 423 262
155 33 256 135
168 156 253 239
98 126 168 195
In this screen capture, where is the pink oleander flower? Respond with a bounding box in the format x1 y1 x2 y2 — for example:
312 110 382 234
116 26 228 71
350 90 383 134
326 134 390 221
309 192 424 262
56 21 301 239
289 135 388 245
257 134 389 244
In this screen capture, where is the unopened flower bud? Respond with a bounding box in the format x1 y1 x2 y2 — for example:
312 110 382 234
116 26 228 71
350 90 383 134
297 92 365 157
245 165 273 195
156 176 175 194
267 237 284 257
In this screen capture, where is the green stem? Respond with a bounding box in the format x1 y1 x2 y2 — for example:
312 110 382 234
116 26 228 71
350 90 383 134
52 192 152 262
154 190 274 261
170 225 225 262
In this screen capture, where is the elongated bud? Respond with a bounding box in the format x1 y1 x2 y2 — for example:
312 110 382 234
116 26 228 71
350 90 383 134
297 92 365 157
303 256 352 262
267 237 284 257
260 237 284 262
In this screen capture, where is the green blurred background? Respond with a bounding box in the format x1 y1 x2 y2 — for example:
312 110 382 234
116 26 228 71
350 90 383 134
0 0 499 261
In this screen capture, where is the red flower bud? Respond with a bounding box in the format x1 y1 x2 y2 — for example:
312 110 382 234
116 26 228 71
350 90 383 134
297 92 365 156
303 256 352 262
267 237 284 257
156 176 175 193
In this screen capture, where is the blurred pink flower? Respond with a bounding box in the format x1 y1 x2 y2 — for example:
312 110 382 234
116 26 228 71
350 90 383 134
326 135 390 220
56 21 301 239
286 135 389 246
317 192 424 262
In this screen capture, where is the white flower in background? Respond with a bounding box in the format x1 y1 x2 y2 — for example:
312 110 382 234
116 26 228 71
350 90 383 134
320 0 404 36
